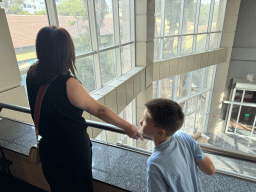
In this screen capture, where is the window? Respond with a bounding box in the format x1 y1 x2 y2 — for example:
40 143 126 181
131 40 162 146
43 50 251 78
152 65 216 135
154 0 226 61
5 0 134 93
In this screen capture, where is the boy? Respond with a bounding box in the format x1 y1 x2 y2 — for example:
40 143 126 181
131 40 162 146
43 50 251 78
140 98 215 192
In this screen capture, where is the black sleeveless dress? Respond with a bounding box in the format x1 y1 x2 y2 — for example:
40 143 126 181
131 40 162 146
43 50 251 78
26 65 94 191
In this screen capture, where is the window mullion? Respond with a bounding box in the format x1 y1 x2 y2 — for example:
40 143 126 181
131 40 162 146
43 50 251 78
87 0 102 89
131 0 135 68
173 76 178 101
113 0 121 76
206 0 215 50
177 0 184 55
45 0 59 26
160 0 165 59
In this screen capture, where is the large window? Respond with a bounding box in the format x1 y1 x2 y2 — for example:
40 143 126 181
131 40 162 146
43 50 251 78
154 0 226 61
152 65 216 134
2 0 135 93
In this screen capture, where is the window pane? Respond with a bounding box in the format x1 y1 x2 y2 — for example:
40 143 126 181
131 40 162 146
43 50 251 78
203 66 214 90
185 113 196 135
200 91 211 115
95 0 114 49
198 0 211 33
160 77 175 99
119 0 131 43
3 2 48 70
107 132 120 144
228 104 239 133
209 33 220 49
176 73 190 100
76 56 96 93
121 44 131 74
155 0 162 37
243 91 256 104
163 37 178 59
211 0 225 32
191 69 202 95
153 81 158 98
181 35 193 55
234 90 244 102
236 106 256 137
100 49 116 85
196 34 207 52
182 0 197 34
164 0 181 36
187 96 199 113
154 38 161 60
179 101 187 113
198 114 207 132
57 0 92 55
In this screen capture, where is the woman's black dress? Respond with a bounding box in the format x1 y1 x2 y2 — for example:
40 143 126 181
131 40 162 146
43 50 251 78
26 66 94 191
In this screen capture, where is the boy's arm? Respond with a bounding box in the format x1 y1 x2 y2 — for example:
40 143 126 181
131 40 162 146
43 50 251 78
189 134 216 176
196 156 216 176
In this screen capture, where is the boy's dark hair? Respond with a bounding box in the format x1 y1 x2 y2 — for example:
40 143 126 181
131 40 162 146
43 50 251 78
145 98 185 137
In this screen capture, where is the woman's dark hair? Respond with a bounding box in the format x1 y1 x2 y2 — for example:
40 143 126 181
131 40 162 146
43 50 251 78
145 98 185 137
34 25 77 84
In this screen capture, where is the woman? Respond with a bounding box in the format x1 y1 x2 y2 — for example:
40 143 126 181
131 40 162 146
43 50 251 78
26 26 143 192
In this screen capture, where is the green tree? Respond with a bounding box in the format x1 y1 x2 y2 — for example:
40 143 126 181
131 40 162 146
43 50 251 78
2 0 30 14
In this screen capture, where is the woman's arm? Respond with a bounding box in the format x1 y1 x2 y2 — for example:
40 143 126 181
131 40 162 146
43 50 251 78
66 77 143 141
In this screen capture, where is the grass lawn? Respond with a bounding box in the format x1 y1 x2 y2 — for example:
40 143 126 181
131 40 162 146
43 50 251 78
16 51 36 62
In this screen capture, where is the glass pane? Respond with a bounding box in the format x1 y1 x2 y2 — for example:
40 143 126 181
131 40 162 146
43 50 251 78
163 37 178 59
100 49 116 85
181 35 193 55
160 77 175 99
76 56 96 93
243 91 256 104
176 73 190 100
121 44 131 74
154 38 161 60
199 115 207 132
153 81 158 98
228 104 239 133
3 1 48 70
203 66 214 90
185 113 196 135
107 132 120 144
209 33 220 50
179 101 186 113
164 0 181 36
211 0 225 32
196 34 207 52
198 0 211 33
191 69 202 95
236 106 256 137
182 0 197 34
200 91 211 115
234 90 244 102
95 0 114 49
57 0 92 55
155 0 162 37
187 96 199 113
119 0 131 43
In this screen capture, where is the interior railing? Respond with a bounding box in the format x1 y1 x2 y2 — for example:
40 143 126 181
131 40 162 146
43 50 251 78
1 102 256 182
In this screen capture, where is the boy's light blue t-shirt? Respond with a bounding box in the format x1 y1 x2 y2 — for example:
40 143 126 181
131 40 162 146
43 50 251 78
147 131 206 192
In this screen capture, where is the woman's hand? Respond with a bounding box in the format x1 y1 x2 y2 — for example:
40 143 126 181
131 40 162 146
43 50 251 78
124 125 144 141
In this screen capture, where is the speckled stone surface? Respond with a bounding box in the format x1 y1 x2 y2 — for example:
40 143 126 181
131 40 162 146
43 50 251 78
1 118 256 192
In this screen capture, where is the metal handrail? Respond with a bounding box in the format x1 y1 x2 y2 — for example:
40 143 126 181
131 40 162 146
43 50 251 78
1 102 256 164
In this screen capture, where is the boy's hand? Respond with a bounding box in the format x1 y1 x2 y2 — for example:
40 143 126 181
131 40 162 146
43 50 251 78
124 125 144 141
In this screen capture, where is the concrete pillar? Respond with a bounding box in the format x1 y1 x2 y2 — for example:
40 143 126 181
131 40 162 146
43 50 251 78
206 0 242 134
